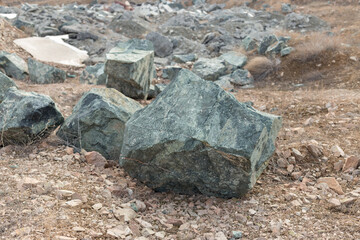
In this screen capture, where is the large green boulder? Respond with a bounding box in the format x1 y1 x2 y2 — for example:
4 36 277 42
57 88 143 160
120 69 282 198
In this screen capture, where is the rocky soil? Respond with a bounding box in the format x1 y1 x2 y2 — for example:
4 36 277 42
1 0 360 240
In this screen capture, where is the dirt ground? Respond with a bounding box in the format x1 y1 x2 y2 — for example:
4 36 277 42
1 1 360 239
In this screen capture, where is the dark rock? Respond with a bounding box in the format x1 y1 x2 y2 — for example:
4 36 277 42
0 51 28 80
214 77 233 90
109 14 149 38
258 35 278 55
57 88 142 160
80 63 107 85
162 66 182 81
171 36 208 56
229 69 254 87
0 71 17 103
242 36 258 51
0 87 64 146
13 18 35 34
146 32 173 58
28 58 66 84
281 3 292 13
192 58 227 81
120 69 282 198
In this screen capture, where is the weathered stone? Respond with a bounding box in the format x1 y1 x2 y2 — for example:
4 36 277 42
120 69 282 198
105 45 154 99
284 13 328 31
343 156 359 172
317 177 344 195
162 66 182 81
80 63 107 85
57 88 142 160
266 41 286 55
281 3 292 13
0 71 17 103
28 58 66 84
258 35 278 55
0 87 64 146
116 38 154 52
242 36 257 51
214 77 233 90
219 52 247 71
0 51 28 80
281 47 294 57
146 32 173 58
228 69 254 87
173 54 198 63
192 58 227 81
109 16 149 39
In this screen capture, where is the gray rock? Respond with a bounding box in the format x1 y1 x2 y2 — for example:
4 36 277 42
284 13 328 31
28 58 66 84
193 0 206 5
265 41 286 55
162 66 182 81
57 88 142 160
0 51 28 80
0 87 64 146
148 84 158 99
80 63 107 85
192 58 227 81
0 71 17 103
105 46 154 99
281 3 292 13
171 36 208 56
242 36 258 51
13 18 35 34
120 69 282 198
146 32 173 58
109 14 149 38
219 52 247 71
258 35 278 55
228 69 254 87
281 47 294 57
155 83 167 93
173 54 198 63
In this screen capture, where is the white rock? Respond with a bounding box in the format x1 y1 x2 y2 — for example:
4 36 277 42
92 203 103 210
64 199 82 207
215 231 227 240
107 225 132 238
114 207 137 222
331 145 345 157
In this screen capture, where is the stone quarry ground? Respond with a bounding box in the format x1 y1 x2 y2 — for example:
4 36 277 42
1 0 360 240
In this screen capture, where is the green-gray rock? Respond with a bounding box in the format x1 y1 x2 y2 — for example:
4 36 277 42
162 66 182 81
105 46 154 99
281 47 294 57
219 52 247 71
28 58 66 84
57 88 142 160
192 58 227 81
229 69 254 87
258 35 278 55
242 36 257 51
0 51 28 80
120 69 282 198
0 87 64 146
0 71 17 103
80 63 107 85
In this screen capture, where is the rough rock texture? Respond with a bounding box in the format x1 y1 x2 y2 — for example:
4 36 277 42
120 69 282 198
192 58 227 81
0 71 17 103
284 13 328 31
146 32 173 58
105 46 154 99
0 51 28 80
162 66 182 81
219 52 247 71
28 58 66 84
258 35 278 55
80 63 107 85
0 87 64 146
57 88 142 160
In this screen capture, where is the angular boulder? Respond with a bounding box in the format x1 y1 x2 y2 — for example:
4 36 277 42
0 88 64 146
105 47 154 99
0 71 17 103
28 58 66 84
120 69 282 198
57 88 142 160
219 52 248 71
80 63 107 85
192 58 227 81
0 51 28 80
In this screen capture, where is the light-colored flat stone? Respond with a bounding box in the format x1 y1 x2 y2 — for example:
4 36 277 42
14 35 88 67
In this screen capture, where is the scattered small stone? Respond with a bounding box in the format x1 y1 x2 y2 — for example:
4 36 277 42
331 145 345 157
92 203 103 210
64 199 82 207
107 225 132 238
73 226 85 232
114 207 137 222
215 231 227 240
232 231 243 239
307 144 323 158
317 177 344 195
328 198 341 207
343 156 359 172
